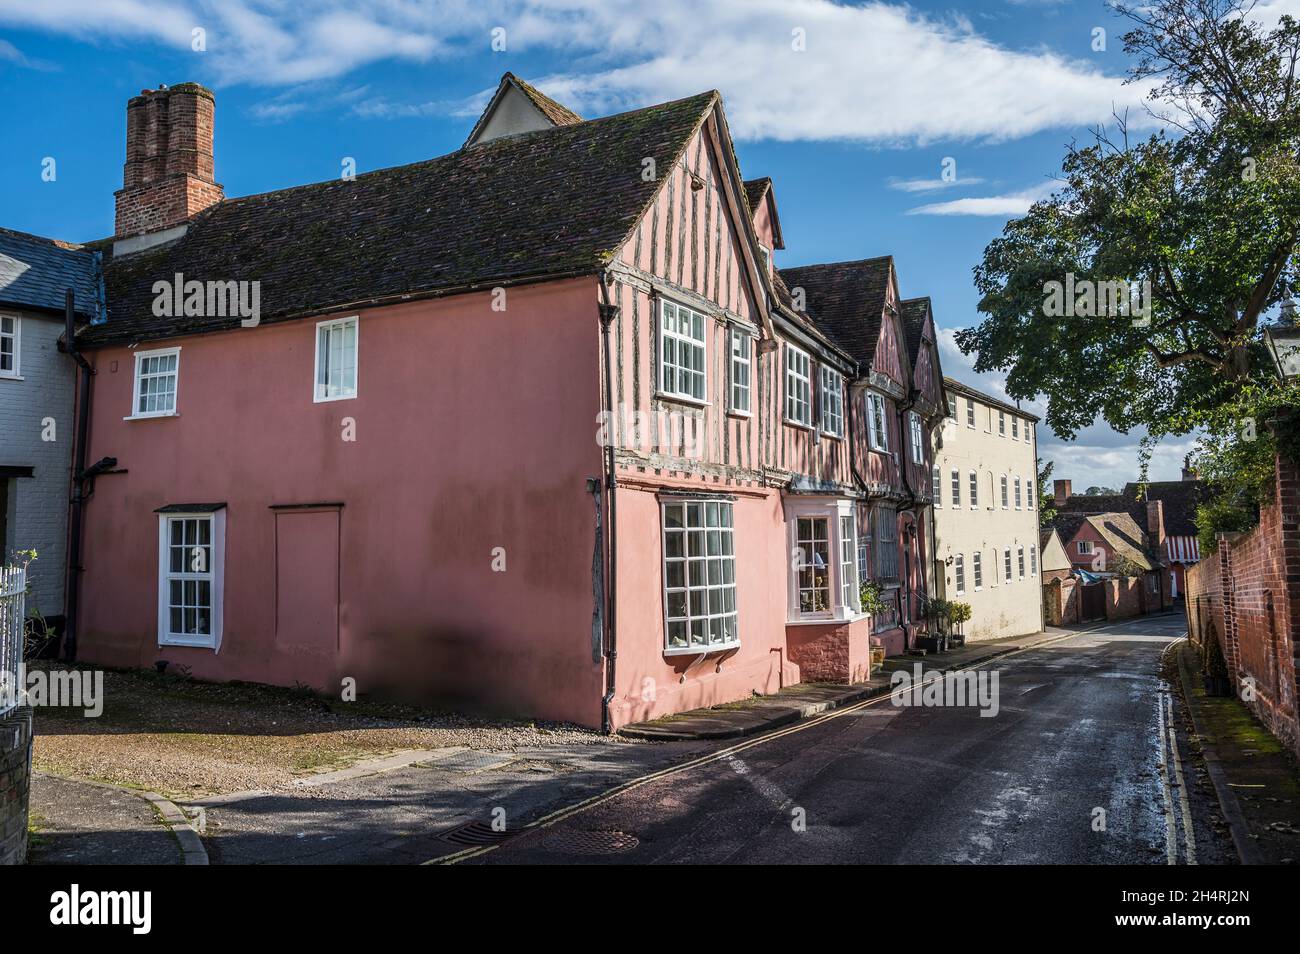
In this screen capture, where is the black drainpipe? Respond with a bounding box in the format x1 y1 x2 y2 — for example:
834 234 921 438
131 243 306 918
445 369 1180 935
895 389 923 650
63 289 94 662
596 273 620 734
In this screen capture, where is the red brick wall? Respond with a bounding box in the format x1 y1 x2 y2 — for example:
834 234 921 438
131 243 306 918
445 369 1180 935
1043 578 1080 625
1185 451 1300 759
114 83 223 237
1106 577 1142 620
786 618 874 684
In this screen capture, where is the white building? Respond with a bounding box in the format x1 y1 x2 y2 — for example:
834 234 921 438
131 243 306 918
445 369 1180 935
930 377 1042 640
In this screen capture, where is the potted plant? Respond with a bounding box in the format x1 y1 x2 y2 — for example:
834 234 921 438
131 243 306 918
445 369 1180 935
948 602 972 647
921 597 951 653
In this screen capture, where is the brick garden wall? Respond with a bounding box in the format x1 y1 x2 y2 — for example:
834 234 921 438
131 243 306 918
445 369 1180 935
0 707 33 866
1106 577 1142 620
1043 578 1080 625
1185 451 1300 760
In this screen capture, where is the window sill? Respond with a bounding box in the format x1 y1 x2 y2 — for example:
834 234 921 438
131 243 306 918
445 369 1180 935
159 634 217 650
664 641 739 657
786 611 869 626
727 409 752 420
124 411 179 421
820 429 844 441
655 391 710 410
314 392 358 404
0 374 24 382
784 418 814 431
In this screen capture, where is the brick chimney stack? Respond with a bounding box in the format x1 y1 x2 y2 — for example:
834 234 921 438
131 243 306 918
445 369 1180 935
1146 499 1166 549
1053 479 1072 506
114 83 224 238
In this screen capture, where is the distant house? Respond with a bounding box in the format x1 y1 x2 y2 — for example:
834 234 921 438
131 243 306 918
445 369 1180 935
1052 464 1211 598
1039 527 1071 583
0 228 102 621
1049 505 1171 615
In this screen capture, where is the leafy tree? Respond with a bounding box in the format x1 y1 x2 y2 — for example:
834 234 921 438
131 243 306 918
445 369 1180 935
1084 485 1119 495
958 0 1300 540
1037 457 1058 527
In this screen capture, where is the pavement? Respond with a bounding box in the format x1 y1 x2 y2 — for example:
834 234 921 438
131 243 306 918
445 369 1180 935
619 624 1092 740
27 773 188 865
1173 640 1300 864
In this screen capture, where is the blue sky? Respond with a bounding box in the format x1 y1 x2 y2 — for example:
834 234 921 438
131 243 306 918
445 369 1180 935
0 0 1224 488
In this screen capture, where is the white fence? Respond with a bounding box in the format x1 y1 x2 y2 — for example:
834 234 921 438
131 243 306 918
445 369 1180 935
0 566 24 718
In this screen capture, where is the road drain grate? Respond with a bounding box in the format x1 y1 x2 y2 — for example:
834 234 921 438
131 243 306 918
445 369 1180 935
439 820 509 847
542 829 640 855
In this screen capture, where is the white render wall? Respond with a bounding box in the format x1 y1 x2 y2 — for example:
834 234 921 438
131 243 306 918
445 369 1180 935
932 391 1042 640
0 309 74 616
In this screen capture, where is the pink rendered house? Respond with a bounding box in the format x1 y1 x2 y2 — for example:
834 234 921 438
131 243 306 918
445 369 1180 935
67 74 944 730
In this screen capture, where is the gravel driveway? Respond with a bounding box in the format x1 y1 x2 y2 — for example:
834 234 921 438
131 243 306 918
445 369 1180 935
32 664 621 798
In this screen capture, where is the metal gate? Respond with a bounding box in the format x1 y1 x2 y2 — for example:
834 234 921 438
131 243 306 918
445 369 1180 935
0 566 24 717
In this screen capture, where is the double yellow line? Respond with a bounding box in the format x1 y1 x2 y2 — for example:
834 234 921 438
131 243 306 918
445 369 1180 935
427 623 1110 865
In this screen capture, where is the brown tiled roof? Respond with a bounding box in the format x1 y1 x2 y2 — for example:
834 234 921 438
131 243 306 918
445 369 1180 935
1059 480 1213 538
777 256 892 365
899 297 930 367
508 73 583 127
743 177 770 213
1090 512 1164 570
82 91 717 347
1124 481 1211 537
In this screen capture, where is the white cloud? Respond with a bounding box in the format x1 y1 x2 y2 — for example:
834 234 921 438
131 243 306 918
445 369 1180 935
888 175 986 194
906 180 1057 216
0 0 1158 145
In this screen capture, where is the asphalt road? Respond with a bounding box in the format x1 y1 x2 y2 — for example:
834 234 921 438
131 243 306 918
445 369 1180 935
459 615 1235 864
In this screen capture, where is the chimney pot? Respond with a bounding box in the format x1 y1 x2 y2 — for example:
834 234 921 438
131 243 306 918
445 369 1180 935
115 82 223 238
1053 479 1072 506
1147 499 1166 549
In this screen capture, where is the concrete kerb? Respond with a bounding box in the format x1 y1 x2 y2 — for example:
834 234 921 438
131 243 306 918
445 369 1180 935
1170 635 1265 866
35 771 208 866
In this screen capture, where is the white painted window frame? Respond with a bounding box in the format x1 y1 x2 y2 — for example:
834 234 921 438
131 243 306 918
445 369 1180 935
787 498 861 623
1078 540 1094 555
157 510 225 650
785 344 813 427
954 553 965 596
1000 474 1009 509
866 392 889 451
950 468 961 507
1004 548 1013 583
660 498 738 655
968 470 979 509
127 346 181 419
932 466 942 506
314 315 360 403
0 314 20 379
909 411 924 464
973 551 983 591
729 328 751 416
819 366 844 438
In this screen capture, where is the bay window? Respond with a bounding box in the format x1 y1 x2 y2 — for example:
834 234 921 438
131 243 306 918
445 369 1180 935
788 499 861 621
661 499 737 653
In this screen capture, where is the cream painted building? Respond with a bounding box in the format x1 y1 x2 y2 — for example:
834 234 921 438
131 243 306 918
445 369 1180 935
930 377 1043 640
